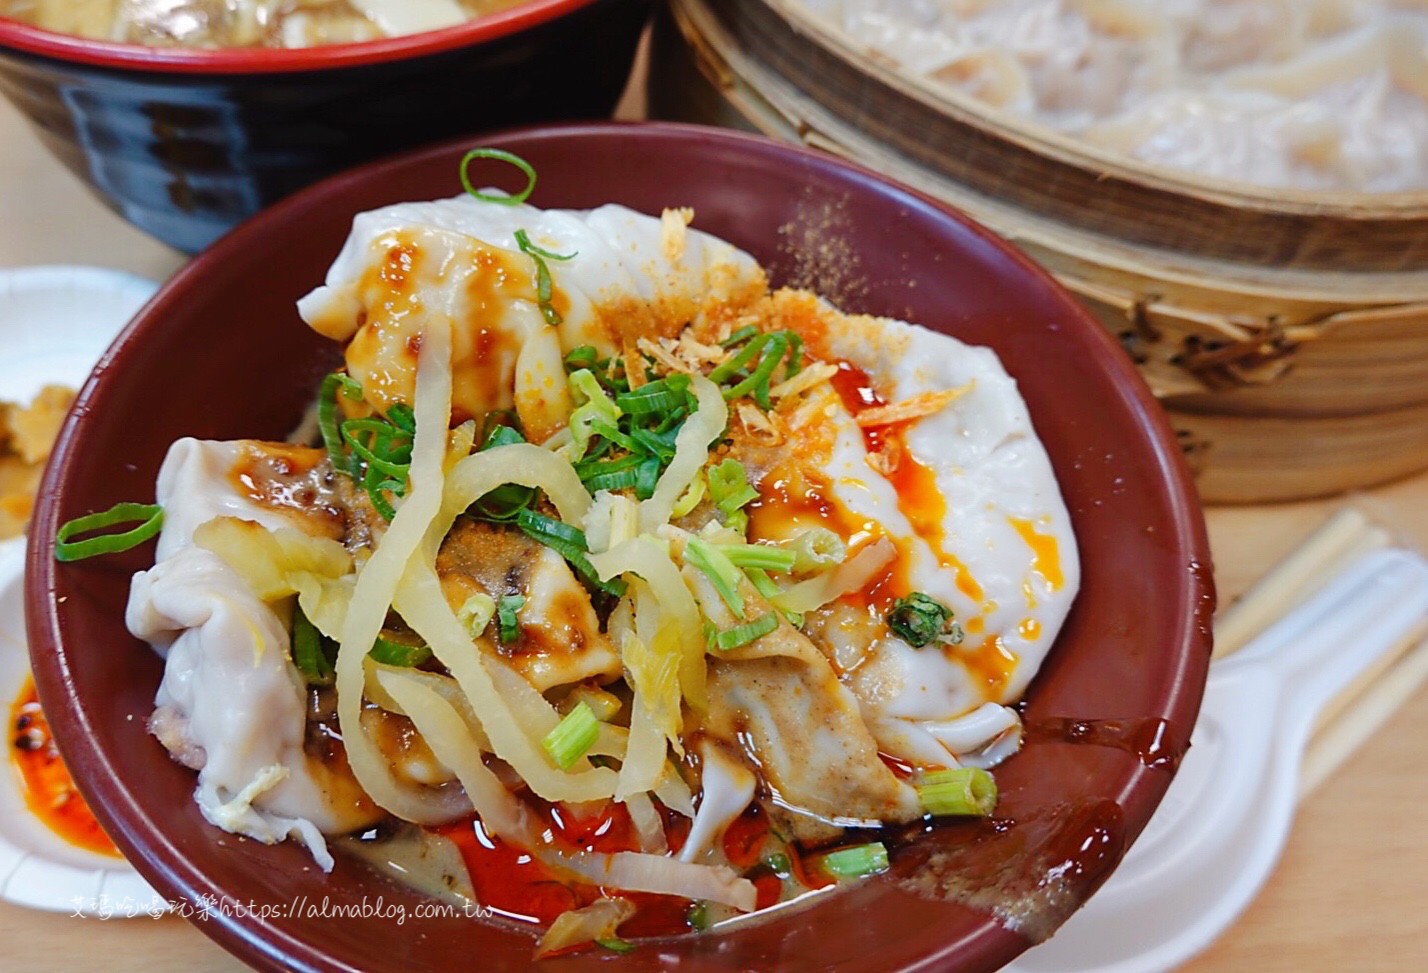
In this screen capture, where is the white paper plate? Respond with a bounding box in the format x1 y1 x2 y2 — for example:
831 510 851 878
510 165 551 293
0 265 167 916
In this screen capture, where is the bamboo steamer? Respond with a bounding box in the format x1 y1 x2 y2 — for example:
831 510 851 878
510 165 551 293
650 0 1428 503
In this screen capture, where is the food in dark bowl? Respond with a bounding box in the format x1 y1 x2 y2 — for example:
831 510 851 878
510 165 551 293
0 0 651 253
3 1 536 48
28 122 1213 973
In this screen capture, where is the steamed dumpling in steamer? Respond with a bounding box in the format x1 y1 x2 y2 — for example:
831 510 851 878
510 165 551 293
796 0 1428 191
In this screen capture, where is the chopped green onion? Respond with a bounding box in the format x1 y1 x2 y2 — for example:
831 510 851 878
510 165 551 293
684 536 746 618
707 459 760 521
457 593 496 638
714 612 778 650
784 332 804 377
385 402 416 434
542 701 600 770
467 424 537 522
592 355 631 395
588 419 643 457
616 375 690 416
633 456 661 500
54 502 164 562
724 332 789 409
583 467 641 493
563 345 599 371
481 423 526 449
820 842 890 879
459 147 537 206
514 228 575 263
781 527 846 572
317 373 355 476
516 509 624 597
671 473 706 519
595 937 636 954
497 593 525 643
721 325 759 348
334 373 363 400
887 592 961 648
708 333 768 384
616 386 685 415
652 405 689 434
514 228 575 326
568 369 622 461
320 390 427 522
341 418 412 478
364 470 403 522
717 543 796 573
516 509 585 549
576 454 642 481
476 409 522 444
369 634 432 668
471 486 535 521
764 852 792 878
742 567 803 627
917 767 998 817
628 425 680 462
290 603 333 685
686 900 710 931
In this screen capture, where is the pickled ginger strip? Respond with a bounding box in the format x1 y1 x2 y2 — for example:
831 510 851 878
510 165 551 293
335 316 455 824
554 851 757 913
394 551 619 803
374 668 529 841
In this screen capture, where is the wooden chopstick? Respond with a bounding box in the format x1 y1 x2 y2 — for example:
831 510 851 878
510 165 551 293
1213 508 1390 658
1209 504 1428 798
1310 617 1428 739
1301 628 1428 797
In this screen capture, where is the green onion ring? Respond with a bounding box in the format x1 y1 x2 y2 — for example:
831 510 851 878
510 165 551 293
54 502 164 562
459 148 537 206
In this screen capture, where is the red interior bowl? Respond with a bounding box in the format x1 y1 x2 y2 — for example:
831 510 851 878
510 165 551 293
0 0 650 254
26 122 1213 973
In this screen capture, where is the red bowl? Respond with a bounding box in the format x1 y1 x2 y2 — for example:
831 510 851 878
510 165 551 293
0 0 650 254
27 122 1214 972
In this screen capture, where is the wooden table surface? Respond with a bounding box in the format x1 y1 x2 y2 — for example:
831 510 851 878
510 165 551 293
2 81 1426 972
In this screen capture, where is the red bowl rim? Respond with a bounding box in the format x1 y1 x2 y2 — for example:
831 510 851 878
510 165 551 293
0 0 602 75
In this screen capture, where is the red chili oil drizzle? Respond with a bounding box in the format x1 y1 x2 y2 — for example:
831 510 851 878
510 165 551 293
721 802 770 870
828 360 987 612
9 677 121 858
828 361 888 426
1024 717 1186 771
433 797 692 938
429 795 855 946
878 751 918 780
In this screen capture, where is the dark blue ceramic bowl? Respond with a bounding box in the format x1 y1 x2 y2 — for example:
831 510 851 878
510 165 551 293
0 0 651 253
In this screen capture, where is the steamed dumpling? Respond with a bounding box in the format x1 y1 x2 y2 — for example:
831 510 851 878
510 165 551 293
128 439 384 866
296 195 766 439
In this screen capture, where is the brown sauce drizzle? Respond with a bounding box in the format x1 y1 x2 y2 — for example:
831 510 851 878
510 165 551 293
893 799 1126 944
230 442 348 540
1024 717 1187 771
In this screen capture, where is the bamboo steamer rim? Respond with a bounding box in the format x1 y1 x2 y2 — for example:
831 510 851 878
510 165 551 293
699 0 1428 272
